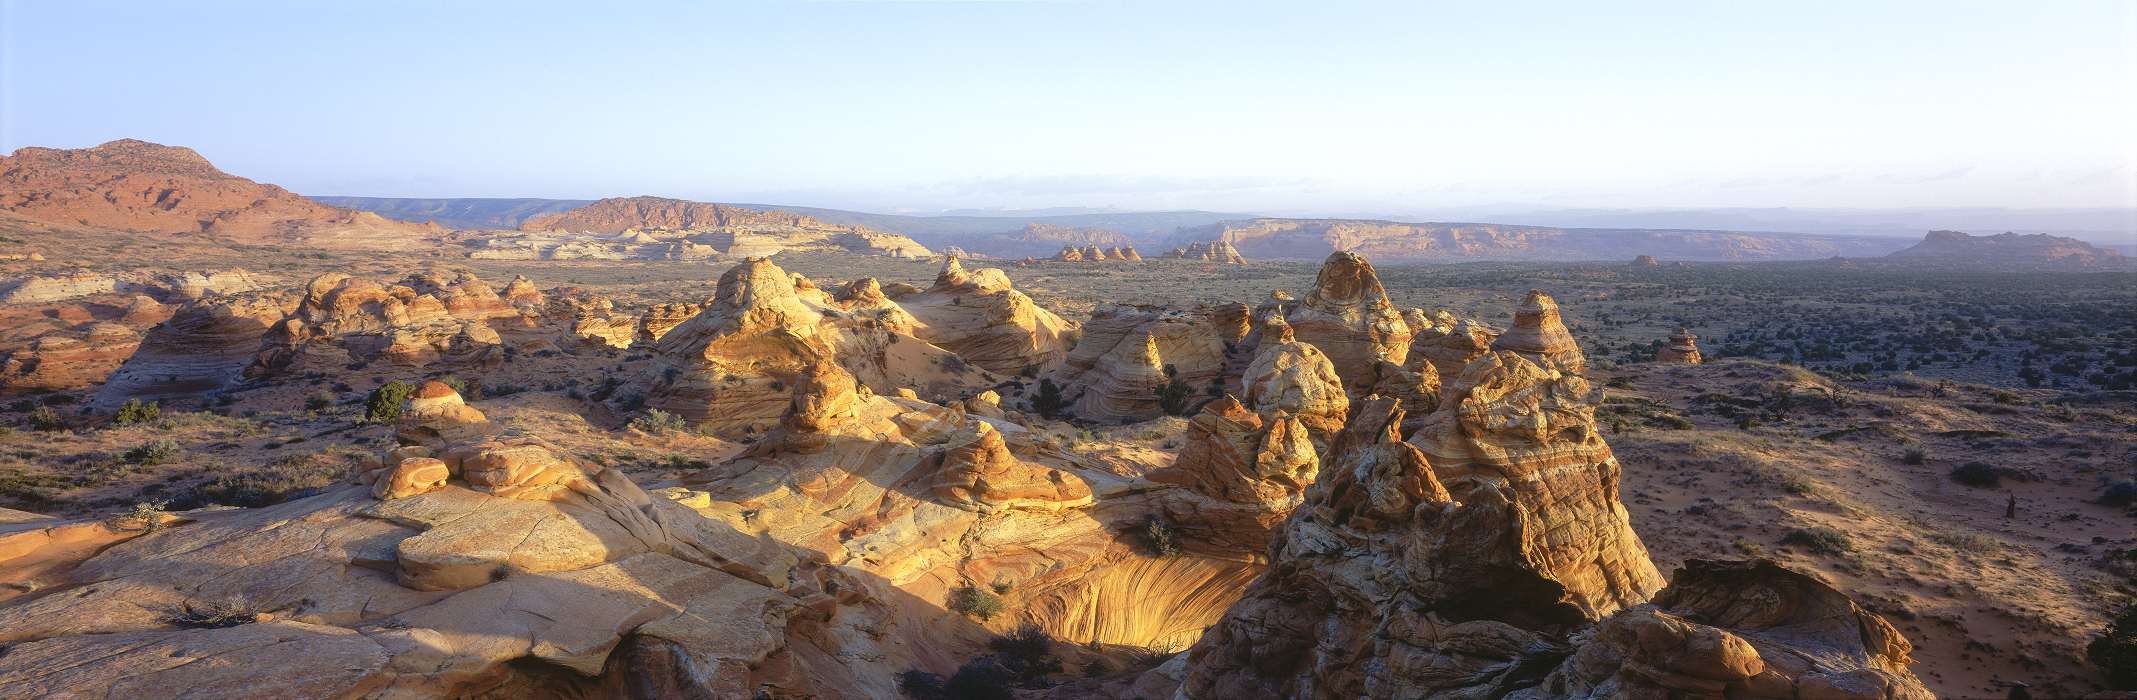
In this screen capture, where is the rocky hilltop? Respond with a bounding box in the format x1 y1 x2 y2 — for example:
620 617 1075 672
1177 218 1908 262
1883 229 2129 269
0 139 430 247
494 196 931 259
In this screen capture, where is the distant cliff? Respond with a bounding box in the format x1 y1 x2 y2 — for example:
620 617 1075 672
1884 229 2129 269
1170 218 1910 262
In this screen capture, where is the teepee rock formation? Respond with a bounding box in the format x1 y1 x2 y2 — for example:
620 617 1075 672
1656 327 1704 364
1491 289 1585 372
1285 251 1413 396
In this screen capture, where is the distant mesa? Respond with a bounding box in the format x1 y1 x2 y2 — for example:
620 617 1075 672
1882 229 2128 270
1170 217 1909 262
466 195 933 260
0 139 430 247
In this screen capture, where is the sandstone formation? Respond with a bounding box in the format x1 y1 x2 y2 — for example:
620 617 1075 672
1146 396 1319 552
1240 318 1349 441
1409 315 1498 380
636 257 996 434
1656 327 1704 364
1172 366 1926 698
1632 254 1660 267
1055 245 1084 262
0 268 263 304
1047 304 1225 422
1168 240 1246 264
1286 252 1412 395
91 290 299 410
898 257 1074 375
499 275 544 308
930 422 1095 512
394 380 491 447
635 301 706 346
248 271 516 376
0 322 143 393
1491 289 1586 373
1117 245 1143 261
0 139 428 246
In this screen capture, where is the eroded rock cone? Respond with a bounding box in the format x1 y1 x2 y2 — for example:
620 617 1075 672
1492 289 1585 373
1408 316 1497 382
929 422 1093 513
1656 327 1703 364
900 256 1073 375
1240 317 1348 441
1367 354 1439 434
1119 245 1143 261
395 380 490 447
1057 245 1084 262
1081 244 1107 261
1049 305 1225 422
639 258 836 431
500 275 544 308
1287 252 1411 396
784 359 860 433
1148 396 1319 552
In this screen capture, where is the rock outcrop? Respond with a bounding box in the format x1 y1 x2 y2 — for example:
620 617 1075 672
1656 327 1703 364
1175 218 1906 262
394 380 491 447
247 271 514 377
930 422 1094 513
1168 240 1247 264
1491 289 1585 373
1884 229 2128 270
1286 252 1412 395
1239 318 1349 441
91 290 299 409
637 258 995 434
1048 305 1225 422
899 257 1074 375
1147 396 1319 553
514 196 931 258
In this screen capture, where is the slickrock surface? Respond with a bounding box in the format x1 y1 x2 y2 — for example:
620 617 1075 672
1656 326 1704 364
0 139 428 245
898 257 1075 375
1491 289 1586 373
1240 318 1349 441
1048 304 1226 422
1286 251 1412 395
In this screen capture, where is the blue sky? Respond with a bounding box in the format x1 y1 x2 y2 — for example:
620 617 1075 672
3 1 2131 214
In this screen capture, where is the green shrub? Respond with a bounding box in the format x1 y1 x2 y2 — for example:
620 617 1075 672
1156 364 1192 416
1901 448 1927 465
1780 526 1853 555
113 399 161 425
123 439 180 465
2090 601 2137 690
1949 461 2002 488
115 500 169 532
27 406 65 431
305 390 337 411
1141 515 1179 556
164 600 258 629
1031 378 1065 419
189 453 349 508
629 408 687 434
363 381 415 423
947 585 1004 621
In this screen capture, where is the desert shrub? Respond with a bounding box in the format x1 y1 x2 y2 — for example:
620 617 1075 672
1141 515 1179 556
947 585 1004 621
1780 526 1853 555
1949 461 2002 488
439 375 468 395
988 623 1053 664
630 409 687 434
1779 475 1816 496
363 381 415 423
2101 480 2137 508
123 439 180 465
1901 448 1927 465
165 600 258 629
941 659 1016 700
1156 364 1192 416
27 406 65 431
2090 601 2137 690
1031 378 1065 418
114 500 169 532
113 399 161 425
897 669 946 698
305 390 337 411
188 453 350 508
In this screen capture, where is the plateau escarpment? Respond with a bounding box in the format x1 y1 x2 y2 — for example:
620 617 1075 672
1180 217 1908 262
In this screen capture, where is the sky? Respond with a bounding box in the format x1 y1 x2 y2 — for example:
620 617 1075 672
3 1 2133 216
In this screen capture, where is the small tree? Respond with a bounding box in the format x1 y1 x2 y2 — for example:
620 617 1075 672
1156 364 1192 416
2091 601 2137 690
1032 378 1065 419
364 381 415 423
27 405 65 431
947 585 1004 621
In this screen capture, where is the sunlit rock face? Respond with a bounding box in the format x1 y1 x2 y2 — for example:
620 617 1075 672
1240 317 1349 443
1285 252 1412 396
898 256 1075 375
1146 395 1319 553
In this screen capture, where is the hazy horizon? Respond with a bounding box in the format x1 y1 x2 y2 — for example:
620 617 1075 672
4 1 2134 219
